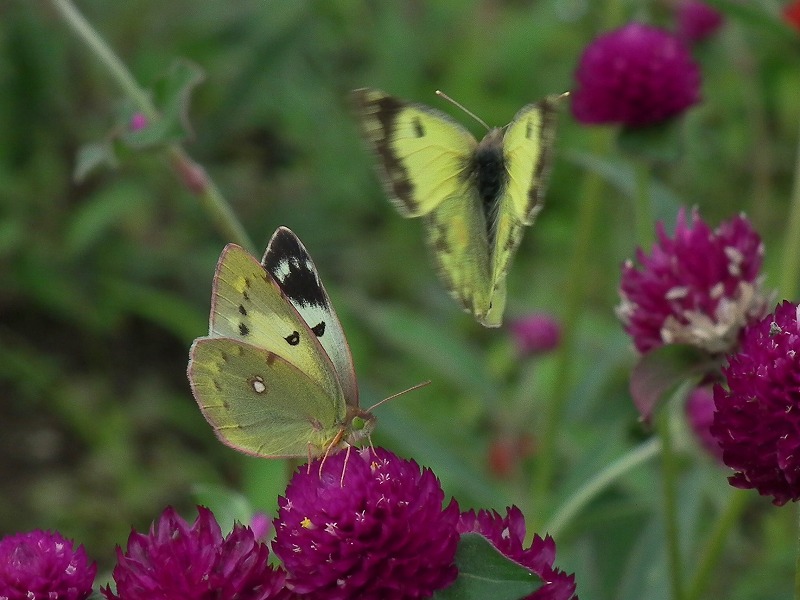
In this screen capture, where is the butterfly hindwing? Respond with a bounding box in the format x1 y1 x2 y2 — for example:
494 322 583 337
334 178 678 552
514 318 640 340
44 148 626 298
352 88 477 218
208 243 342 402
188 337 344 458
424 191 494 325
262 227 359 407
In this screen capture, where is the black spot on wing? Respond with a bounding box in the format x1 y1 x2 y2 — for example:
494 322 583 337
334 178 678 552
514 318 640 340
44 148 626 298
238 305 247 316
311 322 326 337
285 331 300 346
413 117 425 138
239 323 249 336
263 229 328 309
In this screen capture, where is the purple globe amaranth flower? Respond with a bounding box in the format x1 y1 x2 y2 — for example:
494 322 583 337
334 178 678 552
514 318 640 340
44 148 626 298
685 386 723 461
273 447 460 600
571 22 701 127
711 301 800 506
458 507 577 600
617 208 771 355
509 313 561 356
103 506 291 600
0 530 96 600
675 1 724 44
129 113 148 132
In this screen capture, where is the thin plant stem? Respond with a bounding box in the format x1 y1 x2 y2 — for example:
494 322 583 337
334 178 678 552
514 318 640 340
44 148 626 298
657 409 684 600
795 502 800 600
50 0 254 252
685 489 748 600
545 437 661 538
532 128 611 510
780 117 800 299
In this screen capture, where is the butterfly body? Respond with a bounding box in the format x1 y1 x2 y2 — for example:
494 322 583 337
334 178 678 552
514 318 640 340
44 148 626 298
188 228 374 460
353 88 564 327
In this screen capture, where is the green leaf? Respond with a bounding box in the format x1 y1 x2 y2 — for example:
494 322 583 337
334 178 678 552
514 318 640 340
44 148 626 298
629 344 721 423
123 59 205 148
191 484 254 535
73 140 119 182
434 533 542 600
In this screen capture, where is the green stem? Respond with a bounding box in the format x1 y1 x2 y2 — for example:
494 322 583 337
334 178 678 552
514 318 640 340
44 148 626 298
532 129 610 509
795 502 800 600
545 437 661 538
50 0 255 252
633 159 654 250
685 489 748 600
657 410 684 600
780 117 800 299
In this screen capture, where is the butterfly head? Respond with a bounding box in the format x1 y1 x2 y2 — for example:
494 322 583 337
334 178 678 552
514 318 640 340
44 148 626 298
345 406 377 447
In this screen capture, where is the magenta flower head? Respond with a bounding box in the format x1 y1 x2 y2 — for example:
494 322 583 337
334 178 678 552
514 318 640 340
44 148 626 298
458 507 577 600
103 506 290 600
0 530 96 600
273 447 460 599
129 112 148 132
685 386 723 461
675 1 724 44
571 22 701 127
712 301 800 506
509 313 561 356
617 208 770 355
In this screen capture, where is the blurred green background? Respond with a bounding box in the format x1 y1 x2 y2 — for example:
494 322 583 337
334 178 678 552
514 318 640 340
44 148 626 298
1 1 799 598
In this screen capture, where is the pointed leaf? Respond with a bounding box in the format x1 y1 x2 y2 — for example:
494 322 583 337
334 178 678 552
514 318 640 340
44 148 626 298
74 140 119 182
434 533 542 600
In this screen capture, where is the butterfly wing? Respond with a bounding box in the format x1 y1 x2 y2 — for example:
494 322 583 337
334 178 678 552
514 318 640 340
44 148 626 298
352 87 478 217
208 243 343 404
424 190 494 326
490 96 562 304
188 337 343 458
261 227 359 407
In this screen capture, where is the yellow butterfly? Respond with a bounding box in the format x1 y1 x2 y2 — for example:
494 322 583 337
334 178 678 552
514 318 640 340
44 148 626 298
353 88 565 327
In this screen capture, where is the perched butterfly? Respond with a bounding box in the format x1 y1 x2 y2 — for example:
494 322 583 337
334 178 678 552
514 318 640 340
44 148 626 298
352 88 566 327
188 227 380 466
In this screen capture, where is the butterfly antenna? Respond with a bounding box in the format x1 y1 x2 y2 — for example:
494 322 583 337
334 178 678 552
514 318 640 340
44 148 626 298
435 90 490 131
365 380 432 413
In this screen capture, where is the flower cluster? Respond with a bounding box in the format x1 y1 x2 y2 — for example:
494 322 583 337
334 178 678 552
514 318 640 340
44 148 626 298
617 208 769 355
0 530 96 600
103 506 290 600
675 1 724 43
272 448 460 599
571 22 701 127
712 301 800 506
3 449 576 599
509 313 562 356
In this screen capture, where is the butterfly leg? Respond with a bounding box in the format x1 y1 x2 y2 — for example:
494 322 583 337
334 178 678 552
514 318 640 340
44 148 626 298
306 443 314 474
339 444 353 487
318 427 346 478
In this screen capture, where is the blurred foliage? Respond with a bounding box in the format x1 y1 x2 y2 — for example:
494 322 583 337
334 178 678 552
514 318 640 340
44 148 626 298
1 0 799 598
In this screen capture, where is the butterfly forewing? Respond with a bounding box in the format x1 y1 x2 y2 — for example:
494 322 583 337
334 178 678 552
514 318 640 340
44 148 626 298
189 337 344 458
489 96 562 302
208 243 342 402
262 227 359 407
352 88 477 218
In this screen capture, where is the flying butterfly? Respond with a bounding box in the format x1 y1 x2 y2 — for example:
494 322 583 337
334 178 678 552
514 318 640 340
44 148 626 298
188 227 406 468
352 88 566 327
